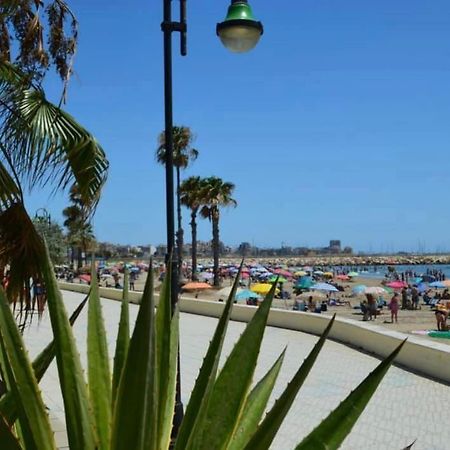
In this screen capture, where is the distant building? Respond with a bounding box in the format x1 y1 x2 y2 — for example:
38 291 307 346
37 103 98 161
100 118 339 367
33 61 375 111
329 240 341 253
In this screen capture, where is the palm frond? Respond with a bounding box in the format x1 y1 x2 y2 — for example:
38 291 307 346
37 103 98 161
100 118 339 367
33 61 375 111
0 202 45 305
156 125 198 169
0 62 108 210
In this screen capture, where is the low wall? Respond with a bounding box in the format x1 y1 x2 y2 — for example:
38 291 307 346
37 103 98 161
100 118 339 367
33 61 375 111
59 282 450 383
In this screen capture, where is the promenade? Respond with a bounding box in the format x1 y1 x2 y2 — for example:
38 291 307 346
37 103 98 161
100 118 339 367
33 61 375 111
23 291 450 449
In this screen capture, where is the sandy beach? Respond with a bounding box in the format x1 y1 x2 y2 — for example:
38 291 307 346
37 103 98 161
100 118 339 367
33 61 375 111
99 266 447 346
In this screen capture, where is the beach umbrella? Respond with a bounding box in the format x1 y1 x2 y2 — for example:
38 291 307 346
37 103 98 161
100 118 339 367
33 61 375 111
297 291 326 301
364 286 388 295
352 284 367 294
323 272 334 278
386 281 408 289
273 269 292 277
294 270 307 277
182 282 212 290
313 270 324 275
79 274 91 283
235 289 261 300
347 271 359 277
336 274 350 281
310 282 338 292
416 283 428 293
295 277 315 289
413 277 423 284
429 281 446 289
251 283 274 294
198 272 214 280
268 276 288 283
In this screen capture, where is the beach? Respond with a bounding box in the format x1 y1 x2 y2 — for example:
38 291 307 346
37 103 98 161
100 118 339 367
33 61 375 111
90 261 449 346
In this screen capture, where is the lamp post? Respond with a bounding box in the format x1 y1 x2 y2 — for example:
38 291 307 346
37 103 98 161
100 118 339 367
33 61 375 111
161 0 263 439
34 208 51 228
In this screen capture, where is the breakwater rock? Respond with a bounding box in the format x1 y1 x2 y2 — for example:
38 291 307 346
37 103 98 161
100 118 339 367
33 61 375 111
216 254 450 267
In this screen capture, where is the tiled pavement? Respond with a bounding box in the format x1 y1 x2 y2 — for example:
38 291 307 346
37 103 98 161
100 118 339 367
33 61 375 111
22 291 450 449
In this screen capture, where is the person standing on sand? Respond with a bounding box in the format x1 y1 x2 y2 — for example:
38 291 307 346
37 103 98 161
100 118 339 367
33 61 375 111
366 293 377 320
411 285 419 310
401 287 408 310
389 293 400 323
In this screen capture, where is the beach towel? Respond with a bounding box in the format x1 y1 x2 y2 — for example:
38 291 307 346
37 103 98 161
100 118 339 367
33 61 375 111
411 330 450 339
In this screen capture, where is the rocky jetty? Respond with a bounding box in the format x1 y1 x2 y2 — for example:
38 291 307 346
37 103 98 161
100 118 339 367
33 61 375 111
217 254 450 267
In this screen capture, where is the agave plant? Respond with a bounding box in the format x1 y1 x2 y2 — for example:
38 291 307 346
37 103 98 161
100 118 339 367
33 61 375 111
0 249 406 449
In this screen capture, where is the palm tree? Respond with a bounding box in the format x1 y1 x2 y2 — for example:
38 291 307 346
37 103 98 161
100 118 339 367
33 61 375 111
1 0 78 93
0 61 108 302
200 177 237 287
180 176 206 280
156 126 198 274
63 184 96 269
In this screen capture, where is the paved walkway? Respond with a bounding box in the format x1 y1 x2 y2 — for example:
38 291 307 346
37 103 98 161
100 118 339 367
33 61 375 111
23 291 450 449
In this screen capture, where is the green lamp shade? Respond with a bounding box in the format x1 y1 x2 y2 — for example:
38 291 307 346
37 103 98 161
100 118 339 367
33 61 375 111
216 1 263 53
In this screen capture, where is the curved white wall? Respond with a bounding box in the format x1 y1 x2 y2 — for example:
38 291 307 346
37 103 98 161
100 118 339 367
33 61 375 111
59 282 450 383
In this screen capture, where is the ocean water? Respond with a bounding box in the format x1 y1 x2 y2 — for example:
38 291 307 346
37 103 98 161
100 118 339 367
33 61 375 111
346 264 450 280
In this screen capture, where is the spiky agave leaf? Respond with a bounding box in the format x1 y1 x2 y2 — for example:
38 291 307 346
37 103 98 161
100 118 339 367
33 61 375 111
0 294 89 425
228 349 286 450
111 261 158 450
175 261 243 450
112 270 130 408
244 315 336 450
296 340 406 450
0 286 56 449
187 280 278 450
40 243 97 449
154 263 179 449
87 262 111 450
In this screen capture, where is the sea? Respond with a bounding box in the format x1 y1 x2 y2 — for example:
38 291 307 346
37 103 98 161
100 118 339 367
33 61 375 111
346 264 450 280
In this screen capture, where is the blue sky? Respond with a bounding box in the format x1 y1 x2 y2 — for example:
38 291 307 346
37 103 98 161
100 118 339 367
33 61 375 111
26 0 450 252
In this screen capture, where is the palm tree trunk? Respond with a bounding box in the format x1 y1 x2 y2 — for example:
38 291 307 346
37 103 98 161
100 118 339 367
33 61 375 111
191 208 198 280
77 246 83 270
212 210 220 287
175 167 183 277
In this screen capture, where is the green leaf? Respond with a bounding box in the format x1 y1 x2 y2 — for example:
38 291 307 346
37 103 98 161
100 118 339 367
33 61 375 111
40 244 97 450
112 270 130 408
0 415 21 450
0 287 56 449
245 315 336 450
158 306 180 450
296 340 406 450
0 68 109 210
228 349 286 450
111 260 157 450
176 262 243 450
0 295 89 425
189 279 278 450
0 337 36 450
87 263 111 450
155 263 179 449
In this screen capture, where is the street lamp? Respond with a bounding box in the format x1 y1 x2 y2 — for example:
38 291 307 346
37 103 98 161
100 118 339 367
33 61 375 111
217 0 264 53
35 208 51 227
161 0 263 439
